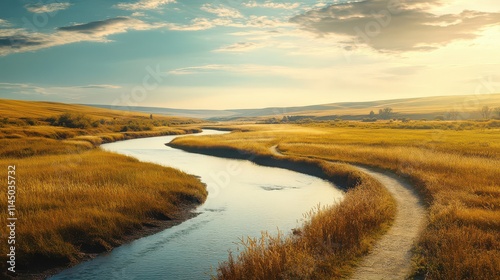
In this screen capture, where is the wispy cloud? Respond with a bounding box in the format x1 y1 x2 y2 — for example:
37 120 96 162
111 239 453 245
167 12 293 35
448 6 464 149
57 17 159 35
291 0 500 52
168 64 227 75
168 64 320 79
0 17 165 56
201 4 243 18
165 15 290 31
24 2 72 13
165 18 220 31
243 1 300 10
0 19 11 27
75 84 122 89
0 83 48 95
0 83 122 98
114 0 175 11
214 42 263 52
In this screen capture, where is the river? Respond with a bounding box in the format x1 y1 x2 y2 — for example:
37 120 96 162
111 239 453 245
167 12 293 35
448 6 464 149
49 130 343 280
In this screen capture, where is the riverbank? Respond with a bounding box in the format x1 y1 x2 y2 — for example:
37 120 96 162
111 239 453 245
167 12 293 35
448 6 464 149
167 139 397 278
15 205 201 280
0 100 211 279
1 149 208 280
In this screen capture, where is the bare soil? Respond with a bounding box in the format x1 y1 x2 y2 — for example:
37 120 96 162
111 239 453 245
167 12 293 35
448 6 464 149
350 166 426 280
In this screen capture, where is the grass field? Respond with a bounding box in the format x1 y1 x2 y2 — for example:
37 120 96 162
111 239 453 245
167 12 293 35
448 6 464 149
171 121 500 279
2 98 499 279
0 100 207 275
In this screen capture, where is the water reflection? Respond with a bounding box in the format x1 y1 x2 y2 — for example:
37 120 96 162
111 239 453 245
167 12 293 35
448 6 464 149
50 130 343 280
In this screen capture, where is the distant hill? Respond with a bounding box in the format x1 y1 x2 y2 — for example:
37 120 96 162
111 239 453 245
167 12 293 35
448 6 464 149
86 94 500 121
88 105 238 119
0 99 200 123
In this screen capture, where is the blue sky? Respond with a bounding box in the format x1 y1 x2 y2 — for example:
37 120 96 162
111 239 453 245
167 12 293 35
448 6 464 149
0 0 499 109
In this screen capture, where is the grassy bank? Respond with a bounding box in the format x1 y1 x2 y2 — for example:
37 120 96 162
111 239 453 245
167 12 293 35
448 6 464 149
172 122 500 279
169 139 396 279
0 100 208 277
0 150 207 273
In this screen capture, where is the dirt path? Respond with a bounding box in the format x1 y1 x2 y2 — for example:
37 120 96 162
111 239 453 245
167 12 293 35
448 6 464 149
350 166 425 279
269 146 426 279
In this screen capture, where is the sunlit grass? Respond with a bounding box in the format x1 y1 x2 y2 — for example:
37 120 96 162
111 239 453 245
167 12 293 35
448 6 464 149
173 122 500 279
0 99 208 274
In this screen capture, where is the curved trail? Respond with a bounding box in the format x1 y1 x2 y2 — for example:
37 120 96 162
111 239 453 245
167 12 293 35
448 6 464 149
270 146 426 279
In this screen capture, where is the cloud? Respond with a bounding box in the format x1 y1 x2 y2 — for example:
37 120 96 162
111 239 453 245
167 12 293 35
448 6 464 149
24 2 72 13
57 17 157 35
201 4 243 18
0 83 122 97
75 84 122 89
166 15 290 31
243 1 300 10
168 64 320 79
214 42 263 52
114 0 175 11
166 18 219 31
290 0 500 52
0 17 164 56
0 83 48 95
0 19 11 27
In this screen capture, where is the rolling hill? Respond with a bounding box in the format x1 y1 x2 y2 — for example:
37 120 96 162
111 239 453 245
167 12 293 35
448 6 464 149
87 93 500 121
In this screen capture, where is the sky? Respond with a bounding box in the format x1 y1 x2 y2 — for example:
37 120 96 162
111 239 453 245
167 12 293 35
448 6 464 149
0 0 499 110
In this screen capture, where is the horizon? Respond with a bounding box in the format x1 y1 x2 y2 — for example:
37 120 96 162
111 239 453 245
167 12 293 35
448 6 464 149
2 92 500 112
1 0 500 109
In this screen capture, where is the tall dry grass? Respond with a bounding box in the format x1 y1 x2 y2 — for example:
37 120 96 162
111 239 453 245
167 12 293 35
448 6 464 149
0 99 208 275
0 150 207 272
173 122 500 279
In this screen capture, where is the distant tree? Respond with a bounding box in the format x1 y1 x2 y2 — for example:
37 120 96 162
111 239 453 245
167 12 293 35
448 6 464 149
494 107 500 118
480 106 491 119
434 115 445 121
281 116 289 123
378 107 393 120
369 110 375 118
446 109 460 120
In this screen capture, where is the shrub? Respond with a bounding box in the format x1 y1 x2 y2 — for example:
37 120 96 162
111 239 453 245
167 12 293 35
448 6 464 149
52 113 94 129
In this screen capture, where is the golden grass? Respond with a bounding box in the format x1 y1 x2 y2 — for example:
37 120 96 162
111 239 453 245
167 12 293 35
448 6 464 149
173 122 500 279
0 99 196 122
0 99 208 275
0 150 207 270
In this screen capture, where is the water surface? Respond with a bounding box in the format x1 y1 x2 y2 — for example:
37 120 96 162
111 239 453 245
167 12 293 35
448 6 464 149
50 130 343 280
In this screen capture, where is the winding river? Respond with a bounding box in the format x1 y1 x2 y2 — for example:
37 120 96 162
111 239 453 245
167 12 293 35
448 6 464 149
49 130 343 280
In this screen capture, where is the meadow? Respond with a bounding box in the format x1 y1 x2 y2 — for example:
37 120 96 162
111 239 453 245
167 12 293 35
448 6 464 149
0 100 207 276
2 98 499 279
171 121 500 279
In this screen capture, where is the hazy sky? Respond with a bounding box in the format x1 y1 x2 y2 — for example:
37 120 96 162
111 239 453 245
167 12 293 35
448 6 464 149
0 0 499 109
